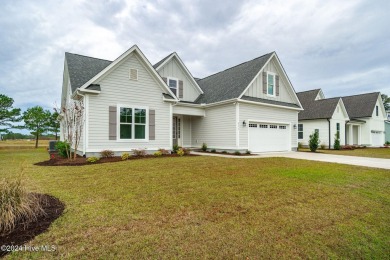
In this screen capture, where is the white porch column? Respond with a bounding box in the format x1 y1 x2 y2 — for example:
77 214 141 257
349 125 353 145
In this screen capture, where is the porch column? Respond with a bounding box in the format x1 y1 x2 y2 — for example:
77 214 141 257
349 125 353 145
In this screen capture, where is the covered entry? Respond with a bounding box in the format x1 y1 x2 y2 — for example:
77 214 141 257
248 122 290 152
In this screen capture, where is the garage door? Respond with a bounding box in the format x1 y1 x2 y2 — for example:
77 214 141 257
248 123 290 152
371 131 383 146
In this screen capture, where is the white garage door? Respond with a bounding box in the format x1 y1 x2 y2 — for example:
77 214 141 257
248 122 290 152
371 131 383 146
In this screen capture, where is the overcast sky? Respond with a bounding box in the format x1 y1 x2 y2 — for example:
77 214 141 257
1 0 389 113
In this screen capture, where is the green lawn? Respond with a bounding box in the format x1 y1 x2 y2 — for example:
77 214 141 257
299 148 390 159
1 149 389 259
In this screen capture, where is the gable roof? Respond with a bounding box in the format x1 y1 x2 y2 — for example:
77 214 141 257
65 52 111 93
195 52 273 104
153 52 174 69
297 89 341 120
341 92 380 118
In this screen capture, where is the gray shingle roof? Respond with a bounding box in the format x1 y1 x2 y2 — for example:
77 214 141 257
297 89 340 120
342 92 380 118
153 52 174 69
65 52 112 92
241 96 300 108
195 52 274 104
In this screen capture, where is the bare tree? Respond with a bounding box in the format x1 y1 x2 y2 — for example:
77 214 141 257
56 100 84 160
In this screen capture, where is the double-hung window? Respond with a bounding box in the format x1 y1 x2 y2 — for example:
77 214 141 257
119 106 147 140
267 73 275 96
298 124 303 139
168 78 178 97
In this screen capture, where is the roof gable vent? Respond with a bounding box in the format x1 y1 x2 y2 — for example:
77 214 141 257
129 68 138 80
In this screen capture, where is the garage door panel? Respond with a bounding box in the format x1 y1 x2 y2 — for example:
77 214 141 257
248 123 290 152
371 131 383 146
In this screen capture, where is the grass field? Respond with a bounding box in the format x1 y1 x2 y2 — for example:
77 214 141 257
0 140 51 149
299 148 390 159
1 149 389 259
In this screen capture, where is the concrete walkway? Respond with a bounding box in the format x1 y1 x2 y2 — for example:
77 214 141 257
191 151 390 170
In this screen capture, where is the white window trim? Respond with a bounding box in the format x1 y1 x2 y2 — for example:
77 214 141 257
116 104 149 142
167 77 179 98
298 123 303 139
266 72 276 97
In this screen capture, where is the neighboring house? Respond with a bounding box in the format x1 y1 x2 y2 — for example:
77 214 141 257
297 89 387 147
60 45 303 156
385 111 390 143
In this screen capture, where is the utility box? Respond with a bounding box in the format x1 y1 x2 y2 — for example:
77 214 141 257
48 140 59 160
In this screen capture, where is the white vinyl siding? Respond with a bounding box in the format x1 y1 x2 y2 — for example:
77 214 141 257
298 120 329 147
87 53 171 151
239 102 298 150
191 104 236 149
156 57 201 102
244 56 297 104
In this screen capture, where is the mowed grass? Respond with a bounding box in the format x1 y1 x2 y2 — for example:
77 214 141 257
0 140 50 149
299 148 390 159
1 149 389 259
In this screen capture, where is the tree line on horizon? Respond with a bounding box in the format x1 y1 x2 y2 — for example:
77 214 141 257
0 94 60 148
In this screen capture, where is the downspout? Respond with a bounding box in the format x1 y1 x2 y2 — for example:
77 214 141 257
327 118 331 149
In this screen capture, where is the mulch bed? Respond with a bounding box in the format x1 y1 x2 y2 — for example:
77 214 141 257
0 194 65 257
35 154 198 167
197 151 255 156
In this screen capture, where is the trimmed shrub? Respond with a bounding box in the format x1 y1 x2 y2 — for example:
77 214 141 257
158 148 170 155
87 157 99 163
0 178 45 235
385 141 390 146
201 143 207 152
172 145 180 154
177 148 185 156
55 141 70 158
132 149 146 157
121 153 130 160
234 151 241 155
309 130 320 152
182 148 191 155
100 150 114 158
221 151 227 154
246 150 251 155
334 131 341 150
211 149 216 153
320 144 326 150
154 151 163 157
297 142 303 150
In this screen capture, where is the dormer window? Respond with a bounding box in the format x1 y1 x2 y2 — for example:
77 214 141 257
168 78 178 96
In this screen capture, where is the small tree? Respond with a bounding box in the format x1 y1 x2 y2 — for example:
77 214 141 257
381 94 390 111
309 130 320 152
48 111 60 140
0 94 21 132
334 131 341 150
22 106 51 148
56 100 84 160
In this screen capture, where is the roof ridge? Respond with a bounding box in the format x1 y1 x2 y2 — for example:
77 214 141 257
65 52 112 62
341 91 380 98
198 52 274 82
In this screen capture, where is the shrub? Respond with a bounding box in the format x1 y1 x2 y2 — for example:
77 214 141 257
211 149 216 153
121 153 130 160
55 141 70 158
309 130 320 152
177 148 185 156
87 157 99 163
385 141 390 146
201 143 207 152
158 148 170 155
222 151 227 154
182 148 191 155
297 142 303 150
234 151 241 155
132 149 146 157
246 150 251 155
100 150 114 158
0 178 44 235
154 151 162 157
172 145 180 154
334 131 341 150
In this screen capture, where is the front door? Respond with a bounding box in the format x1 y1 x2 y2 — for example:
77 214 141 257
172 116 182 147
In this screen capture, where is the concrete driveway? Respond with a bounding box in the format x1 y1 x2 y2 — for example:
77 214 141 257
192 151 390 170
264 152 390 170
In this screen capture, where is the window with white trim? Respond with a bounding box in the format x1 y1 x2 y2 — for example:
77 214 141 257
259 124 268 128
270 125 277 129
168 78 178 96
119 107 146 140
298 124 303 139
279 125 286 129
267 73 275 96
249 123 257 128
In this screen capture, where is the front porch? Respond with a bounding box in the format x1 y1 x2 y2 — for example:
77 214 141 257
346 120 365 145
